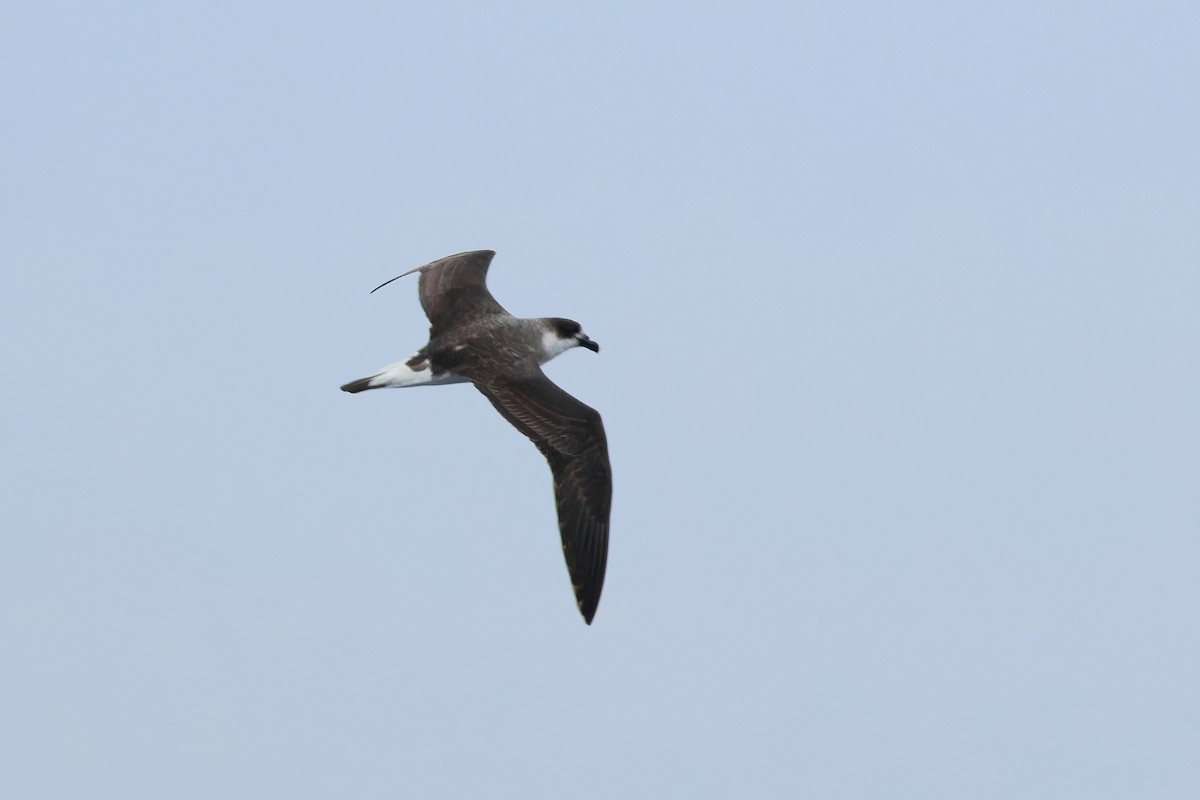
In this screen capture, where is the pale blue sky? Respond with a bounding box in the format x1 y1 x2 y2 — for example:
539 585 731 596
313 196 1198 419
3 2 1198 798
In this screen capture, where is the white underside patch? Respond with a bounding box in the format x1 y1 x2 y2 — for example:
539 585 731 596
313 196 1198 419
367 353 470 389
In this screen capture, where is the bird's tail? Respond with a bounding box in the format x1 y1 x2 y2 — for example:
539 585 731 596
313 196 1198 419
340 375 382 393
340 354 469 393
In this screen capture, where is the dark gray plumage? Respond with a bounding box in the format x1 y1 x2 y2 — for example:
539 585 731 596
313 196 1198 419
341 250 611 624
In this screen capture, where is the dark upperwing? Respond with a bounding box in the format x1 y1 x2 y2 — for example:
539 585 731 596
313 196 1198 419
474 372 611 624
379 249 509 336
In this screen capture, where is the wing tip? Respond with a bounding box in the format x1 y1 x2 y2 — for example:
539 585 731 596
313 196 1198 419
576 588 602 625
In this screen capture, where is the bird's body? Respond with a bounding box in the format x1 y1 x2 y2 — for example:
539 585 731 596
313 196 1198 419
341 250 611 624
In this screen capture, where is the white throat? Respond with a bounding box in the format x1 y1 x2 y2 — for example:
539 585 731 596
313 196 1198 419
539 329 578 363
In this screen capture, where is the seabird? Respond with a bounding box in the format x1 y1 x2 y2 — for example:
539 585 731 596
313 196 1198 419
341 250 611 624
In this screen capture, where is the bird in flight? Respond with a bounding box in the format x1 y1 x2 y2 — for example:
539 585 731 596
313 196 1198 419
341 250 611 624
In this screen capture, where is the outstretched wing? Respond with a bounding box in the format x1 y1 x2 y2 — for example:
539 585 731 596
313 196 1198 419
475 372 611 624
375 250 508 335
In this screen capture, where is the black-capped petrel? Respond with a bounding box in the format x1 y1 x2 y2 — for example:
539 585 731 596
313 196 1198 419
341 250 611 624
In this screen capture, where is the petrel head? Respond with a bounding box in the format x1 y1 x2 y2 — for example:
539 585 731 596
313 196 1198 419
544 317 600 357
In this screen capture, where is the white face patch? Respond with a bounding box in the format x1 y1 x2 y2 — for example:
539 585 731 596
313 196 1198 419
540 329 579 363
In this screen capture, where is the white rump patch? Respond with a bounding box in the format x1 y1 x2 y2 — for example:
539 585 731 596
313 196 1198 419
368 353 469 389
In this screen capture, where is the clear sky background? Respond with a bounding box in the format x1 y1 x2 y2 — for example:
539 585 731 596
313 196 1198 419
3 2 1198 798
